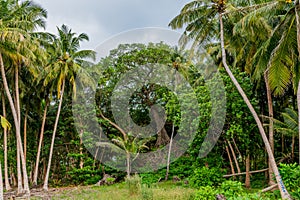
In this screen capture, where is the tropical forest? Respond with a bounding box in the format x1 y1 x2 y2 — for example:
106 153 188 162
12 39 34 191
1 0 300 199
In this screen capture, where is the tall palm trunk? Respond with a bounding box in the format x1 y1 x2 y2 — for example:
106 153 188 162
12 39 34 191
264 71 275 186
295 0 300 165
43 79 65 191
219 13 291 199
0 162 3 200
15 67 23 194
0 53 30 196
23 110 28 161
16 143 22 194
2 94 11 191
33 100 48 186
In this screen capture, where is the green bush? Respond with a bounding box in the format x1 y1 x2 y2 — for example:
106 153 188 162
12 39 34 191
194 186 217 200
189 166 225 187
279 163 300 199
218 180 245 198
140 173 163 185
67 165 103 185
193 181 277 200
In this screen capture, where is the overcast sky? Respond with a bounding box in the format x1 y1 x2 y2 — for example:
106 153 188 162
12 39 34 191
35 0 190 52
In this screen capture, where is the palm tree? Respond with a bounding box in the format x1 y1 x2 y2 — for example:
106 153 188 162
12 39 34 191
238 0 300 165
0 0 47 195
1 113 11 200
1 89 11 191
169 0 291 199
273 108 298 160
43 24 96 191
231 0 289 185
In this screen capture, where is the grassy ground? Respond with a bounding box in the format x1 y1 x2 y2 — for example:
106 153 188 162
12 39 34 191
30 181 195 200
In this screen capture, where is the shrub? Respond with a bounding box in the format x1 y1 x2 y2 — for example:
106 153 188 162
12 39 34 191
279 163 300 199
140 173 163 185
218 180 245 198
189 166 225 187
194 186 217 200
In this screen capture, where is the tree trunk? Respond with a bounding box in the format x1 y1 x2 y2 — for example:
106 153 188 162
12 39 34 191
43 79 65 191
23 110 28 161
219 13 291 199
16 143 23 194
0 162 3 200
282 134 285 154
228 140 241 179
11 169 16 187
152 106 169 147
2 94 11 191
0 53 30 196
292 135 295 162
79 130 84 169
126 153 130 178
264 71 275 186
225 145 235 180
165 123 175 180
245 153 251 188
297 81 300 165
15 66 23 194
33 100 48 186
295 0 300 166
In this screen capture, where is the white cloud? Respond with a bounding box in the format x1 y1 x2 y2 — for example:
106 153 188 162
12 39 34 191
35 0 190 49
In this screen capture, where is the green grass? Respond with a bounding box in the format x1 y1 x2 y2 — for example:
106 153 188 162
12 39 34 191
31 181 195 200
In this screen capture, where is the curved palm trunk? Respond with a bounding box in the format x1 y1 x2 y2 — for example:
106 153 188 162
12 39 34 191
219 13 291 199
43 79 65 191
0 53 30 196
264 71 275 186
33 100 48 186
2 94 11 191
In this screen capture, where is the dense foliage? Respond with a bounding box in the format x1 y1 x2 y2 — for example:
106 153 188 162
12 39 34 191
0 0 300 199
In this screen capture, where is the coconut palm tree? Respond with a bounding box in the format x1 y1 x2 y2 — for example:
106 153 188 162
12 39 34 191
42 24 96 191
273 108 298 160
0 0 47 195
237 0 300 166
169 0 291 198
0 113 11 199
1 92 11 191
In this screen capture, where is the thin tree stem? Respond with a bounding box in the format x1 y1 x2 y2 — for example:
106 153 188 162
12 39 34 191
33 99 48 186
43 79 65 191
